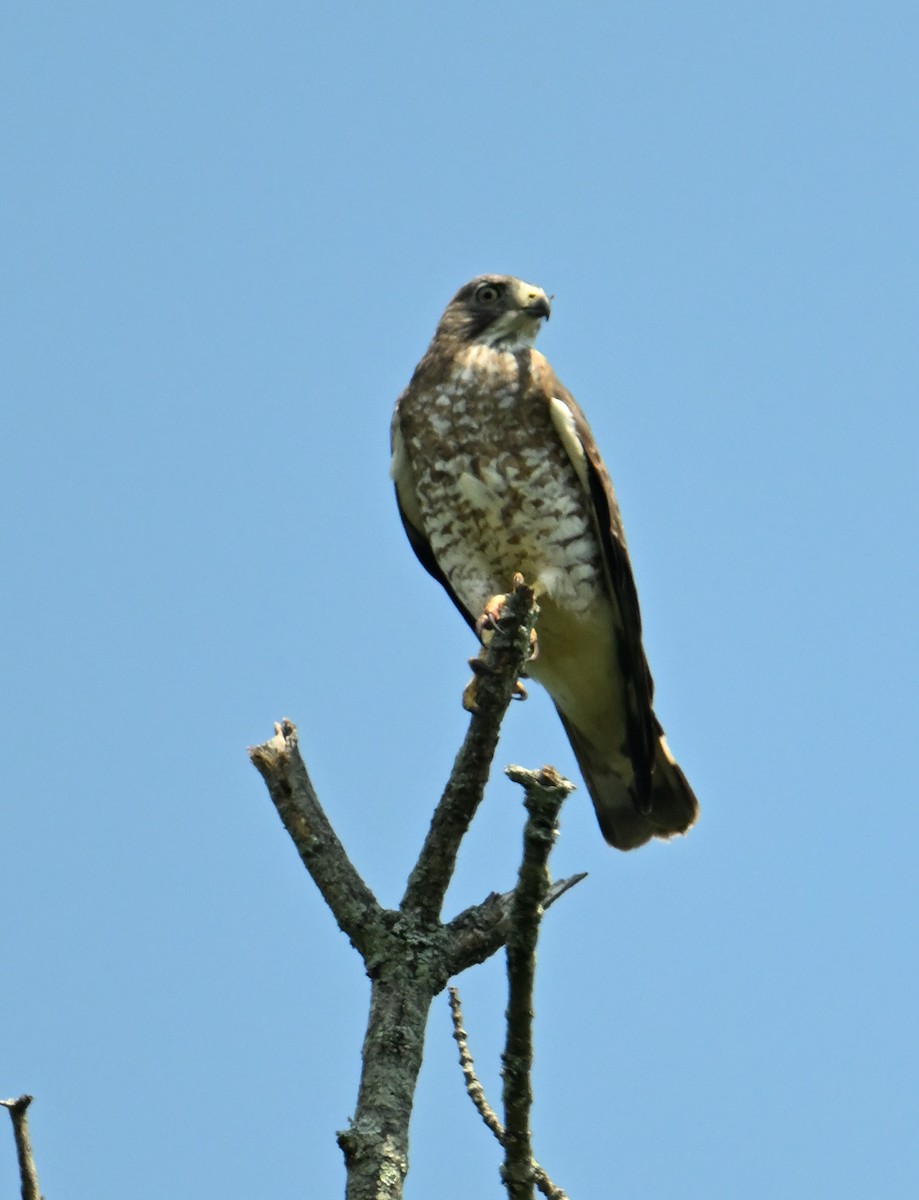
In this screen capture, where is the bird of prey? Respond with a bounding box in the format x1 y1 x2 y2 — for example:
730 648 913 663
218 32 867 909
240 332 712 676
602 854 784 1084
390 274 698 850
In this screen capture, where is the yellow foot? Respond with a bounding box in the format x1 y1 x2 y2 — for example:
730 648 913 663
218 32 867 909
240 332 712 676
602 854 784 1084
462 655 529 714
474 593 508 639
463 574 537 710
474 575 539 661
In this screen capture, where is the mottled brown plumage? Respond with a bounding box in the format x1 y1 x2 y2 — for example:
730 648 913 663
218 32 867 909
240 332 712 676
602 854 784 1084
391 274 698 849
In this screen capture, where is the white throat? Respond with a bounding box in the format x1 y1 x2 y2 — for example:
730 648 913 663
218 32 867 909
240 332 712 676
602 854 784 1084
474 311 543 351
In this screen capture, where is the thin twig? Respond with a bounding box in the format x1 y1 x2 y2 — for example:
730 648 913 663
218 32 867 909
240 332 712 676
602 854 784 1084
447 989 569 1200
445 873 587 977
502 765 575 1200
1 1095 42 1200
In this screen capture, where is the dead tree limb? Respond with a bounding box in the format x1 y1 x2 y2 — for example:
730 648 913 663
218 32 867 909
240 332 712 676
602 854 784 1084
445 872 587 977
249 720 382 955
447 989 569 1200
1 1095 42 1200
501 766 575 1200
250 579 580 1200
401 581 539 921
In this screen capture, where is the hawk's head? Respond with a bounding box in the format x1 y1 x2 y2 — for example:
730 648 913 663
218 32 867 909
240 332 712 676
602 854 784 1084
434 274 551 351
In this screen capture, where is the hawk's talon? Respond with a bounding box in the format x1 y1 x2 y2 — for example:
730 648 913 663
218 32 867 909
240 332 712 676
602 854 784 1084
474 593 508 639
463 671 528 711
464 641 529 708
475 586 539 664
526 627 539 662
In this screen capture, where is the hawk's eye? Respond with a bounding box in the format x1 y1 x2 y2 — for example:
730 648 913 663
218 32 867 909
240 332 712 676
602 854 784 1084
475 284 501 305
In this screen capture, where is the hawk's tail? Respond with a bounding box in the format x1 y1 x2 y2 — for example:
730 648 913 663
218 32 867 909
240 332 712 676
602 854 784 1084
558 710 699 851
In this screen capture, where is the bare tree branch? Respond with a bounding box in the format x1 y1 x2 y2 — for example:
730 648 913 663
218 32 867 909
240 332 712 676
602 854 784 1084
447 989 569 1200
448 986 504 1137
502 765 575 1200
1 1095 41 1200
445 873 587 977
401 580 538 922
248 578 557 1200
337 943 437 1200
248 719 382 955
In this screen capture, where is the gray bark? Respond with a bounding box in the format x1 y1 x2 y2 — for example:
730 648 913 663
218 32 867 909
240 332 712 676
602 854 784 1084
251 581 574 1198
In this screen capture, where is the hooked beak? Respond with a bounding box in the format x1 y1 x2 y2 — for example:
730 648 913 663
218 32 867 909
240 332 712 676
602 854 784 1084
524 294 551 320
510 279 551 322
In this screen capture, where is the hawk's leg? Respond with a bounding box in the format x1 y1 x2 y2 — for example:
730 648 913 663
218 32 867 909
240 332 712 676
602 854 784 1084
473 575 540 660
462 650 529 712
462 574 537 713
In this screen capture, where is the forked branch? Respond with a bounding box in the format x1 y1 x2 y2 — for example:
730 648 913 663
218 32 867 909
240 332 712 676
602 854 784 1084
249 580 580 1199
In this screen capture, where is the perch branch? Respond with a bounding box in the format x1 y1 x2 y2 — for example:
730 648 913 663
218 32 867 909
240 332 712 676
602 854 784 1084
401 580 538 922
248 583 581 1200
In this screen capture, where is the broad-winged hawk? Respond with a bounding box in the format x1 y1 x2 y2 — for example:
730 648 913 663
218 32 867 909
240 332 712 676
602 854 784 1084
391 274 699 850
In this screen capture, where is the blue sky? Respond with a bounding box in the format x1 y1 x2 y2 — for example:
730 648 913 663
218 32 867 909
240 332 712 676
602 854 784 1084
3 2 918 1196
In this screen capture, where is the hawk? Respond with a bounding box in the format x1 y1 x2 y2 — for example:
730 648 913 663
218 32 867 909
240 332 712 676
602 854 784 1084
391 274 699 850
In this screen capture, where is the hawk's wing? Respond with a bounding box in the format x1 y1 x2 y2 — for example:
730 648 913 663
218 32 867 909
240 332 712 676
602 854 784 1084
391 371 697 848
390 401 477 633
546 382 658 801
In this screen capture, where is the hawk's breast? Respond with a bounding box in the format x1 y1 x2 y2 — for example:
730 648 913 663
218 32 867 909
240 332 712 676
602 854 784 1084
398 343 605 618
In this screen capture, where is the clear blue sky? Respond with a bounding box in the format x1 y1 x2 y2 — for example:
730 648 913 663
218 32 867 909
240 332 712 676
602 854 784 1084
3 3 918 1196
